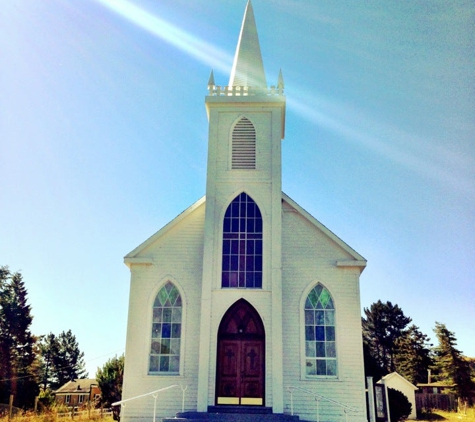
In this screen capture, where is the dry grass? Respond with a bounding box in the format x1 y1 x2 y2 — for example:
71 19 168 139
0 413 114 422
418 408 475 422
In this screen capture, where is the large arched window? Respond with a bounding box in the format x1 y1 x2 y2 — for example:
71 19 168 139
232 117 256 169
304 284 337 376
149 281 182 374
222 193 262 288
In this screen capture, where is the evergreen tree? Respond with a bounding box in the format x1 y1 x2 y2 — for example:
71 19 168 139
41 330 88 390
96 355 124 421
394 324 433 384
433 322 474 399
0 266 10 397
0 266 39 408
38 333 59 391
363 341 384 380
362 300 412 374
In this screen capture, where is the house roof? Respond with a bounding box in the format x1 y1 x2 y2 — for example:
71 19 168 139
417 382 456 388
377 372 418 391
124 193 366 271
54 379 98 394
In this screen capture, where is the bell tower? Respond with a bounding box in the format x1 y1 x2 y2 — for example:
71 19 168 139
197 0 287 412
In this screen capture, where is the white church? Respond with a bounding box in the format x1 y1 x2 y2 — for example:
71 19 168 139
120 2 367 421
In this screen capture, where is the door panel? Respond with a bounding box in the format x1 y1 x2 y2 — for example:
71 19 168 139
217 341 239 399
242 341 262 377
216 339 264 405
216 300 265 406
241 341 263 400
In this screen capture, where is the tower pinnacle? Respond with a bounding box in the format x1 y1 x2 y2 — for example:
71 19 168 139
228 1 267 88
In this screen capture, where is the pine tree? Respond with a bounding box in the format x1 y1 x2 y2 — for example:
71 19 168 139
394 324 433 384
362 300 412 374
433 322 474 399
0 266 39 408
38 330 88 391
53 330 88 389
38 333 60 391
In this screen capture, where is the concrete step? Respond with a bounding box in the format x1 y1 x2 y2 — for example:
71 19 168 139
163 407 301 422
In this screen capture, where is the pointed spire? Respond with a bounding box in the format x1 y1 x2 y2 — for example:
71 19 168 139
278 69 284 89
229 1 267 88
208 70 215 88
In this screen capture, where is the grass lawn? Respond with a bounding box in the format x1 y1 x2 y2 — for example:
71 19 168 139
418 409 475 422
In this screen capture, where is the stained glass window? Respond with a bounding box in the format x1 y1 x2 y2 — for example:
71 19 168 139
304 284 337 376
222 193 262 288
149 281 182 374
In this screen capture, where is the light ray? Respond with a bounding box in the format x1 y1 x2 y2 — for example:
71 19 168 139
95 0 233 73
288 92 475 199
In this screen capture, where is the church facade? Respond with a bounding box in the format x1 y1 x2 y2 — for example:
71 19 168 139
121 2 367 422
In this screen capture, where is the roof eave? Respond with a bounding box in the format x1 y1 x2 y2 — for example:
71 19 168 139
282 192 367 271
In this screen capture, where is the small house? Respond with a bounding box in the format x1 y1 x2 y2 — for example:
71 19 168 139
378 372 418 419
54 379 100 408
416 382 455 395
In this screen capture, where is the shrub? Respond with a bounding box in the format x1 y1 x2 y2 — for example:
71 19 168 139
388 387 412 422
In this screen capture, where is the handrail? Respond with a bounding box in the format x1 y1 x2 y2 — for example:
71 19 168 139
287 386 359 422
112 385 183 422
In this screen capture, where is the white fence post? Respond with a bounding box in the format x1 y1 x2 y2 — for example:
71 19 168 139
367 376 376 422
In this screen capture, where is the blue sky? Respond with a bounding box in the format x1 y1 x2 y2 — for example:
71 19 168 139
1 0 473 377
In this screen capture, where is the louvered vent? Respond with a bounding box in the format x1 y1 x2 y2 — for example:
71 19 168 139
232 117 256 169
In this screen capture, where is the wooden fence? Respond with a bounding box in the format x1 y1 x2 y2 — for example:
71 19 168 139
0 403 112 420
416 393 457 412
56 408 113 419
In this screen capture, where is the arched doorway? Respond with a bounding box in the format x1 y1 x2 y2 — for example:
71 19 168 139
216 299 265 406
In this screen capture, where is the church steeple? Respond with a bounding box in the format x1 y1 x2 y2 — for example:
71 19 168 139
199 1 286 412
228 0 267 88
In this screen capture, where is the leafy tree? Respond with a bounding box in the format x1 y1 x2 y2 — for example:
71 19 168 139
0 266 39 408
388 387 412 422
38 330 87 390
432 322 474 399
394 324 433 385
96 355 124 421
362 300 412 375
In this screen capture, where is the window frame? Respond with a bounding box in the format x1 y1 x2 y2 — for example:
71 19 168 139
221 192 263 289
148 280 184 376
301 282 338 379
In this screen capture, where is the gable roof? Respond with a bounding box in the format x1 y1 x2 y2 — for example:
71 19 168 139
54 379 98 394
377 372 418 390
125 193 366 271
124 196 206 266
282 192 367 270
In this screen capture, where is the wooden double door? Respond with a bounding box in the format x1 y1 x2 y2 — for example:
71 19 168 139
216 300 265 406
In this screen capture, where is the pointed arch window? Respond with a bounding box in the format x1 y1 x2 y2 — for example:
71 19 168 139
304 284 337 376
232 117 256 169
222 193 262 288
149 281 182 374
